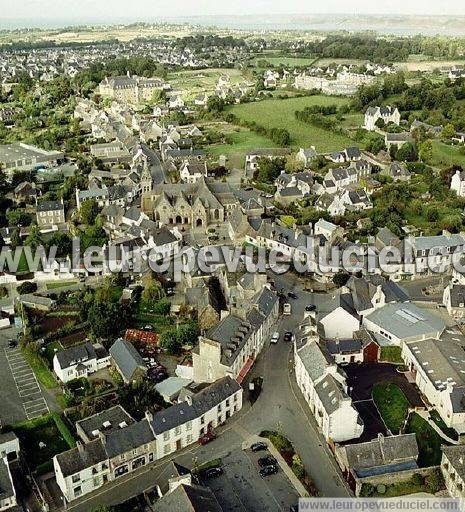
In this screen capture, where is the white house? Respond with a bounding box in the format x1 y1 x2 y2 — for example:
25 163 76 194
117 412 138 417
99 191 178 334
294 337 363 442
443 284 465 319
179 161 207 184
402 338 465 434
317 293 360 339
53 343 110 383
53 377 242 503
451 170 465 197
364 106 400 131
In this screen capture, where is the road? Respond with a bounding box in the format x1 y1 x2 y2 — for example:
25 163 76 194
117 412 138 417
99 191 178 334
141 144 166 185
57 273 348 511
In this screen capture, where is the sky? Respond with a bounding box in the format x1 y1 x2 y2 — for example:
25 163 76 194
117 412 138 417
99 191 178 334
1 0 465 23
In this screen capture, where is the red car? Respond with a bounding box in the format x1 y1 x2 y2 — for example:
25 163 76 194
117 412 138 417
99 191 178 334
198 430 216 445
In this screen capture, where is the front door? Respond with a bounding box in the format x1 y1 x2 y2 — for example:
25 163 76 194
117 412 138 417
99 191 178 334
176 439 182 450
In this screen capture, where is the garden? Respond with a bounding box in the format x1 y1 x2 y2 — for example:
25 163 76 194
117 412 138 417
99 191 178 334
372 382 410 434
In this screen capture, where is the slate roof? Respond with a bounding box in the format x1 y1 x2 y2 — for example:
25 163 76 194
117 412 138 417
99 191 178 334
296 340 333 382
150 376 240 435
76 405 134 441
314 373 349 415
55 342 98 369
443 446 465 481
155 483 223 512
448 285 465 308
109 338 146 382
36 200 63 212
340 434 418 476
104 419 154 458
0 458 14 503
55 439 108 477
253 287 278 317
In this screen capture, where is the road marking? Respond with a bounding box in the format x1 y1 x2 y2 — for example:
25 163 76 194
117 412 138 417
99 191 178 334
3 348 50 420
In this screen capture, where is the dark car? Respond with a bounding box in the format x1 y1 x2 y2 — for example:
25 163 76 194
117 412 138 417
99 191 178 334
305 304 316 312
204 467 223 479
198 431 216 445
259 465 278 477
8 339 17 348
287 291 298 299
258 455 277 467
283 331 293 342
250 442 268 452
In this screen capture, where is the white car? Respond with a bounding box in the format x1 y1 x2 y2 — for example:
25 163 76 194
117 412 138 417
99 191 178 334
271 332 280 344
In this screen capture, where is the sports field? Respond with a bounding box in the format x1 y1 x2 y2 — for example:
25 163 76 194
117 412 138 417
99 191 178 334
228 95 354 151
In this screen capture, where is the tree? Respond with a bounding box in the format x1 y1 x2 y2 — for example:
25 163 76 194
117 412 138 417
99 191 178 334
142 276 164 303
159 327 182 355
441 123 456 139
24 225 43 251
79 200 100 225
332 271 350 287
17 281 37 295
206 96 225 114
88 299 126 339
10 229 21 250
375 117 385 129
395 142 417 162
117 380 165 421
153 298 171 315
177 323 199 347
418 139 433 164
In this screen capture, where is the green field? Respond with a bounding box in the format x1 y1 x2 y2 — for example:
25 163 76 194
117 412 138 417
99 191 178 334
208 127 278 166
431 141 465 169
372 382 409 434
253 55 317 67
228 95 354 151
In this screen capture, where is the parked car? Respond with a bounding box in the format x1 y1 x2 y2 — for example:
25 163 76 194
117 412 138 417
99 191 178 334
305 304 316 312
270 332 279 344
250 442 268 452
283 331 293 342
287 291 298 299
283 303 291 315
198 431 216 445
259 465 278 477
204 467 223 479
8 339 17 348
258 455 277 467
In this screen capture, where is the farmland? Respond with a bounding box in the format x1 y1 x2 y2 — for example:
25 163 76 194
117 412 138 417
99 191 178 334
227 95 354 151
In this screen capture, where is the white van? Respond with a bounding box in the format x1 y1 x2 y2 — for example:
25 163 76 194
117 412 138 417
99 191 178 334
283 303 291 315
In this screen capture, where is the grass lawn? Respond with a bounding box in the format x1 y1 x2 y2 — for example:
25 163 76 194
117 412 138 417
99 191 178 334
431 141 465 169
380 346 404 365
372 382 409 433
208 126 277 166
45 280 78 290
407 412 446 467
227 95 354 152
43 340 62 365
22 345 57 389
253 55 317 67
1 248 31 273
429 409 459 441
11 413 75 473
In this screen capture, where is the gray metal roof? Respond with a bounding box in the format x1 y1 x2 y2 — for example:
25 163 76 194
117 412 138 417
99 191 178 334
109 338 146 382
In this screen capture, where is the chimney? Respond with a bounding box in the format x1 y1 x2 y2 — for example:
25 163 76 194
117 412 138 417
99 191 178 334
76 441 84 453
98 432 106 445
145 410 154 423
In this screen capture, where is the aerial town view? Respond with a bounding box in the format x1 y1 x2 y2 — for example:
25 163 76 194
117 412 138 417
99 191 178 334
3 1 465 511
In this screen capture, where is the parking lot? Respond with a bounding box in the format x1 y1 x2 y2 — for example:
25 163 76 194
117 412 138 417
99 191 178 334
0 328 49 423
205 449 299 512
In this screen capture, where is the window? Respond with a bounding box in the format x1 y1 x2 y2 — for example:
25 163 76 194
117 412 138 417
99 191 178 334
72 474 80 484
200 416 205 425
163 431 170 441
175 426 181 436
186 421 192 431
73 486 82 497
234 394 238 402
186 434 193 444
226 399 230 407
163 444 171 455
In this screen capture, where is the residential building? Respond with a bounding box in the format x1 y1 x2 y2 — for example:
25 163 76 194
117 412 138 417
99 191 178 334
401 337 465 433
441 446 465 497
294 337 363 442
53 343 110 383
296 147 317 167
179 161 207 184
443 284 465 319
155 483 222 512
192 287 279 383
451 169 465 197
364 106 400 131
0 458 16 511
36 199 65 228
99 75 170 104
335 433 418 495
